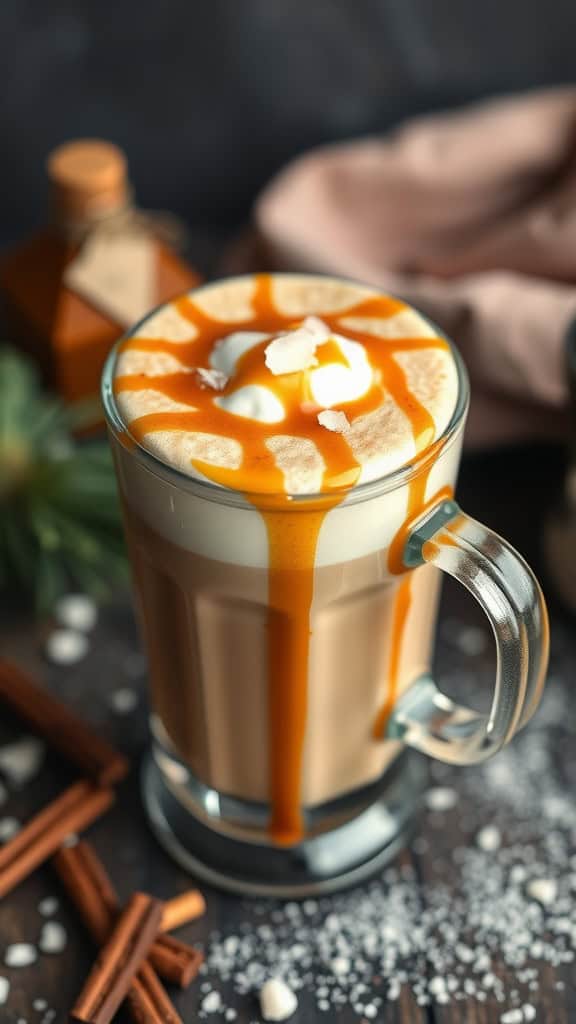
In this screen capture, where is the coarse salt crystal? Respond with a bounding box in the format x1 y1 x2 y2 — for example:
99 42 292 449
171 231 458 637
45 628 89 666
201 991 222 1014
33 999 48 1011
317 410 350 433
38 898 59 917
4 943 37 967
331 957 350 976
455 943 475 964
429 977 446 996
265 317 329 376
109 688 138 714
527 878 557 905
0 977 9 1004
0 737 44 787
197 367 228 391
39 921 67 954
522 1007 537 1022
0 817 20 842
500 1011 524 1023
477 825 501 852
54 594 97 632
259 978 298 1021
425 787 458 812
510 865 527 884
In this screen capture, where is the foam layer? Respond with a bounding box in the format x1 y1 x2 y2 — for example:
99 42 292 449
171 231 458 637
114 274 458 495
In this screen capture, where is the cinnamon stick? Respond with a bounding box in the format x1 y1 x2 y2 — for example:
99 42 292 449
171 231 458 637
0 659 129 785
128 962 183 1024
54 841 204 988
0 781 113 899
148 932 204 989
70 892 162 1024
53 843 183 1024
161 889 206 932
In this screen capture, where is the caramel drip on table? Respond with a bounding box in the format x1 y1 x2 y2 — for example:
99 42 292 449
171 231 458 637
115 274 450 844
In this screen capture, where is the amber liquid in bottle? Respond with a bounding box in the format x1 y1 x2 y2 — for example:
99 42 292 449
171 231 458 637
0 139 200 405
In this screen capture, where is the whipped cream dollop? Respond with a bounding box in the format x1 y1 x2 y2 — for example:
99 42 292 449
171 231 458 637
211 318 373 425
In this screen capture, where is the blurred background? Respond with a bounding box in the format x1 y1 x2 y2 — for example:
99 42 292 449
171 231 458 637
2 0 576 251
2 0 576 614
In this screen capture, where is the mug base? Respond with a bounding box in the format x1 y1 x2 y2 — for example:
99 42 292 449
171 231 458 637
142 751 427 898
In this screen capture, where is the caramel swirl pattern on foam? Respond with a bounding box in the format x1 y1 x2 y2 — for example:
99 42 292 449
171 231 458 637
113 274 455 497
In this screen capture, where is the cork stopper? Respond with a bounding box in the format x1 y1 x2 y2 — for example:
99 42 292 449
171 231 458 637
47 139 130 224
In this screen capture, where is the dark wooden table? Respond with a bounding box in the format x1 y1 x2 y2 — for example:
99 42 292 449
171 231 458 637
1 443 575 1023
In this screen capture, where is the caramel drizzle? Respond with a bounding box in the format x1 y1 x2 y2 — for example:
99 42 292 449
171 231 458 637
114 274 449 844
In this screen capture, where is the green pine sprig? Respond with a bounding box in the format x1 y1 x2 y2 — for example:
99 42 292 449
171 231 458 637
0 346 128 612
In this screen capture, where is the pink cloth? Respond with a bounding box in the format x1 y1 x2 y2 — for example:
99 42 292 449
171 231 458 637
250 89 576 445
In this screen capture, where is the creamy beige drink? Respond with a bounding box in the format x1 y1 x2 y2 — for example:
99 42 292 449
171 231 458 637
110 274 461 846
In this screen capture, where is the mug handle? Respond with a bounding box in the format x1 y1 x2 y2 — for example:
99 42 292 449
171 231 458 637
389 498 549 764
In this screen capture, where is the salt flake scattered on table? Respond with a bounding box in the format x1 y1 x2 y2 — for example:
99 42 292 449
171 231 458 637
0 737 44 787
39 921 67 955
4 944 37 968
38 897 59 917
527 878 557 906
0 817 20 842
54 593 97 632
260 978 298 1021
108 688 138 715
201 990 223 1014
477 825 501 851
45 629 89 666
330 957 350 976
0 977 9 1004
33 999 47 1011
425 787 458 812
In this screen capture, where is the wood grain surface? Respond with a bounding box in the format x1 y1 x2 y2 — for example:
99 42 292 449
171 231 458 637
0 443 575 1022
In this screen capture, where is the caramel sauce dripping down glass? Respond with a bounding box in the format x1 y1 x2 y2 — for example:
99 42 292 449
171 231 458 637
114 275 448 844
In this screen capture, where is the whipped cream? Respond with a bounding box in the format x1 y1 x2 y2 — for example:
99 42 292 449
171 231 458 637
207 319 375 427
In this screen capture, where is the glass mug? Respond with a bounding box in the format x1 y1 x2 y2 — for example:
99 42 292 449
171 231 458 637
102 274 549 897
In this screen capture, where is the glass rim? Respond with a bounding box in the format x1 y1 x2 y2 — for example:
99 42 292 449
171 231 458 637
101 273 470 510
